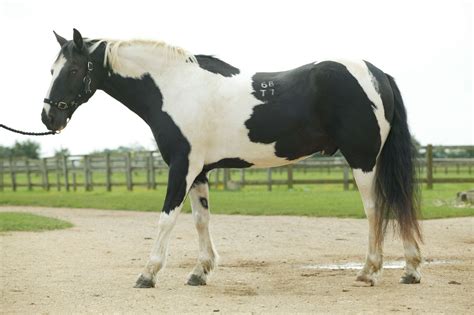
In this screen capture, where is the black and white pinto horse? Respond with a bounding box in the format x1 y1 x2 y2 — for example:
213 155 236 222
42 29 422 288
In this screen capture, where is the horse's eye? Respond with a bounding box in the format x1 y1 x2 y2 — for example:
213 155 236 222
50 69 53 75
70 69 78 75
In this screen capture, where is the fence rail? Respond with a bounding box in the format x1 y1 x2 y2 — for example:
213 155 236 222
0 145 472 192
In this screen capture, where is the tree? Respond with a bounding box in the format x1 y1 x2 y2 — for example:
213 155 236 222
0 146 11 158
54 147 71 157
0 140 41 159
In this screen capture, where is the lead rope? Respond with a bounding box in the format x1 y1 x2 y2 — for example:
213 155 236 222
0 124 57 136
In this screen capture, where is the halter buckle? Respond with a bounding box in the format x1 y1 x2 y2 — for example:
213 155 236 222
57 102 68 110
83 76 92 94
87 61 94 71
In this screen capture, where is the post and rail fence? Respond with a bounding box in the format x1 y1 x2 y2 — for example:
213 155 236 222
0 145 472 192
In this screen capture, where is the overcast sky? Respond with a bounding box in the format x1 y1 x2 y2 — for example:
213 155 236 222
0 0 472 157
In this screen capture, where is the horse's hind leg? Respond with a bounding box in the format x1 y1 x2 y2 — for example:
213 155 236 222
353 168 384 286
400 233 422 283
186 172 218 286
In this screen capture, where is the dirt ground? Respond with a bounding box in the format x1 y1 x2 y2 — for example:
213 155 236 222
1 206 472 314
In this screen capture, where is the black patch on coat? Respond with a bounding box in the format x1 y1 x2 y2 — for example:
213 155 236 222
199 197 208 209
203 158 253 172
101 73 191 213
245 61 384 171
195 55 240 77
193 172 209 187
245 63 338 161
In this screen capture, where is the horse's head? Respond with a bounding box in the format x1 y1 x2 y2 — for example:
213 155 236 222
42 29 100 132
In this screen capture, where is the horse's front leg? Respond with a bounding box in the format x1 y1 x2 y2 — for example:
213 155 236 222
134 158 201 288
186 172 218 286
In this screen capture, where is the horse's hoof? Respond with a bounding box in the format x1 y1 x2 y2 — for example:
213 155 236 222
356 270 381 287
356 274 376 287
134 274 155 288
399 273 421 284
187 274 207 286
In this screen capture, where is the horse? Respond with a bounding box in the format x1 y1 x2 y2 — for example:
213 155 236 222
42 29 422 288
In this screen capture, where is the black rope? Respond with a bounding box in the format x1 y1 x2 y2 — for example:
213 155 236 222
0 124 57 136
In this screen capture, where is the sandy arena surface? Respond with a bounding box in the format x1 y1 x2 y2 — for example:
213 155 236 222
0 206 472 314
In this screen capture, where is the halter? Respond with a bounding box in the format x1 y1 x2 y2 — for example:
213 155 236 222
43 60 94 110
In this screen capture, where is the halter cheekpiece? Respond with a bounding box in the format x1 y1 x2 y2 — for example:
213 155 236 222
43 60 94 110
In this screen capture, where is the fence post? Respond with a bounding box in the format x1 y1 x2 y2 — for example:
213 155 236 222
105 153 112 191
71 160 77 191
240 169 245 187
25 158 32 191
223 169 229 190
63 155 69 192
9 157 16 192
214 169 220 189
125 152 132 191
0 159 3 191
343 165 349 191
267 168 272 191
83 155 89 191
72 172 77 191
148 151 156 189
42 158 49 191
426 144 433 189
287 165 293 189
55 157 61 191
146 153 151 189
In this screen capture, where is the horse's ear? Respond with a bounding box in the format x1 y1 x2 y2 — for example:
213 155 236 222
53 31 67 47
73 28 84 51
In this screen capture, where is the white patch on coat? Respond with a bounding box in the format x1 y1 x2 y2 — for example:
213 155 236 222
44 55 67 115
353 167 376 210
144 207 181 277
352 167 383 284
106 42 298 168
188 181 218 282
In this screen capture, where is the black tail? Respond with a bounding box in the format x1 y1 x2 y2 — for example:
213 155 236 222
374 75 422 245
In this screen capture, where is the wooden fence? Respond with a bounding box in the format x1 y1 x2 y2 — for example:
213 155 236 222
0 145 472 192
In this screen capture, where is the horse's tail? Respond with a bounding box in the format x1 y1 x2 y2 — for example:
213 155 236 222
374 74 422 245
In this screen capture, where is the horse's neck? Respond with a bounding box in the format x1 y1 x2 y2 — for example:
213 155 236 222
107 45 188 78
99 45 198 124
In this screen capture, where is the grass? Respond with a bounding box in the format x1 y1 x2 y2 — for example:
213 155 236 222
0 212 73 232
0 183 472 219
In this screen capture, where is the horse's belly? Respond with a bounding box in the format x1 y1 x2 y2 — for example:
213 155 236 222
203 125 319 168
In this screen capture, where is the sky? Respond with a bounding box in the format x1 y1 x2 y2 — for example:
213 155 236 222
0 0 472 157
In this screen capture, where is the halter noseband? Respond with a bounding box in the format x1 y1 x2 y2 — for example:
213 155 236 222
43 60 94 110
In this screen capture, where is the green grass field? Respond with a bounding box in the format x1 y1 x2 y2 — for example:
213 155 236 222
0 212 73 232
0 183 472 219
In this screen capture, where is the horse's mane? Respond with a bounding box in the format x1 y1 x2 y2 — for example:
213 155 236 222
87 38 197 69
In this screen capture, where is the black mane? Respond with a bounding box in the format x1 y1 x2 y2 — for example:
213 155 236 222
195 55 240 77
